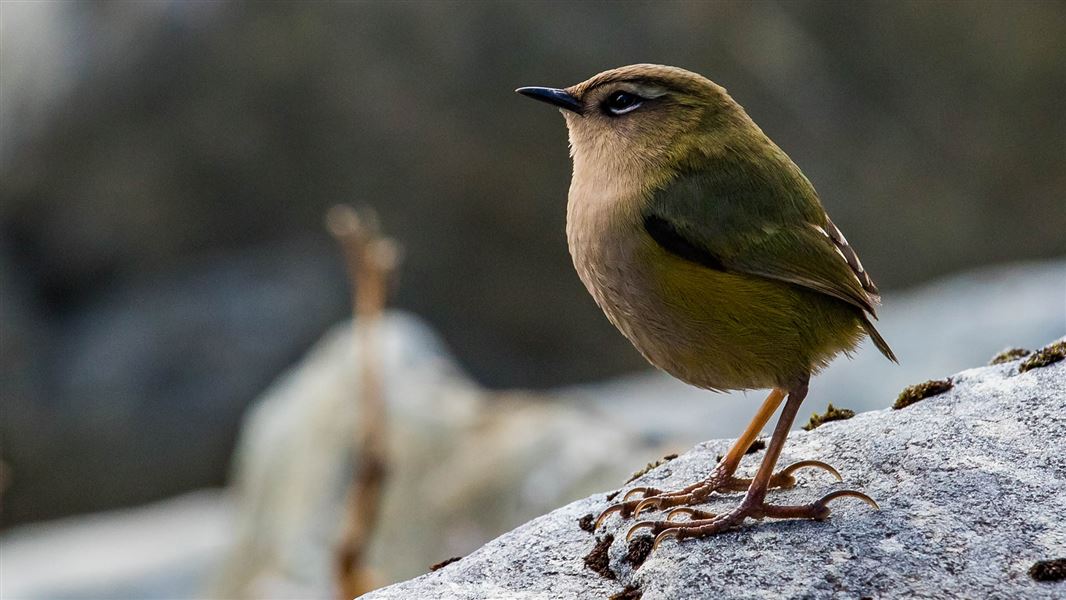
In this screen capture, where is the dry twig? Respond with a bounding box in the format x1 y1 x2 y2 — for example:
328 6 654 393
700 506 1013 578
327 205 402 599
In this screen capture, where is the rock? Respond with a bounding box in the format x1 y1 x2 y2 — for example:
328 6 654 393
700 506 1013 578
210 313 676 598
0 490 231 600
364 339 1066 599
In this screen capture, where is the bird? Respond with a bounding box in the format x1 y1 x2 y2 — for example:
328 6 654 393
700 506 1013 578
516 64 896 549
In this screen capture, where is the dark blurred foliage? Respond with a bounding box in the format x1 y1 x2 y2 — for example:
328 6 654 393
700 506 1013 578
2 1 1064 525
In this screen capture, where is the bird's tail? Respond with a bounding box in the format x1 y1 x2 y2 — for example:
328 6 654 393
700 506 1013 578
862 317 898 363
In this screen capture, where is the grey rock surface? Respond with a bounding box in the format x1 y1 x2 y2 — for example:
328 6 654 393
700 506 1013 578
365 342 1066 599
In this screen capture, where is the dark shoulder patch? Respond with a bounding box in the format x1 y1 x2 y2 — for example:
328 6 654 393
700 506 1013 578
642 214 726 271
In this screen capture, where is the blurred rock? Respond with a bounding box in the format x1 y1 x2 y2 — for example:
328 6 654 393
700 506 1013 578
365 342 1066 600
0 490 230 600
211 313 674 598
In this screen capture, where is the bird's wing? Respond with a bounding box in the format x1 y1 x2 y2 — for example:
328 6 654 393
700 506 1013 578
643 158 881 318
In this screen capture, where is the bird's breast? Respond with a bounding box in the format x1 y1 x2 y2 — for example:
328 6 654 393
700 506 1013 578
566 190 672 361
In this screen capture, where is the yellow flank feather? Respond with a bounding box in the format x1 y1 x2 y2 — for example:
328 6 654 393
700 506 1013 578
635 234 866 390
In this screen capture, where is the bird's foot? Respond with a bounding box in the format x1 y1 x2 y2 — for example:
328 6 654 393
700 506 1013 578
594 459 840 529
626 489 878 550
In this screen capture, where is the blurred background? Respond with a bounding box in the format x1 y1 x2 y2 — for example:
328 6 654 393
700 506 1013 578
2 1 1064 598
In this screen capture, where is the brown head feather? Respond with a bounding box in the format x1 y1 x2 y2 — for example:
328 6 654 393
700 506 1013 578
566 64 724 99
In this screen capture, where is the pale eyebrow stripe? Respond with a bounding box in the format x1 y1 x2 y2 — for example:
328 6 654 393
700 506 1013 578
617 82 669 99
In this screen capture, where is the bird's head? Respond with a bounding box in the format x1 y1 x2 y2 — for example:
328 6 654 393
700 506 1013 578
518 64 748 176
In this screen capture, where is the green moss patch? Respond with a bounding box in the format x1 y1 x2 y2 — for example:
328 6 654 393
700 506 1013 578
886 377 955 411
625 453 678 484
1018 341 1065 373
802 403 855 431
988 347 1031 365
893 379 953 410
895 377 955 411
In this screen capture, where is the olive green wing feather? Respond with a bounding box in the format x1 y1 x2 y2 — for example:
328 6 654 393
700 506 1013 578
644 157 896 361
718 221 879 316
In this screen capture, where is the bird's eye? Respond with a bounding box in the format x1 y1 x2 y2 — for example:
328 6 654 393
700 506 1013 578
603 91 643 115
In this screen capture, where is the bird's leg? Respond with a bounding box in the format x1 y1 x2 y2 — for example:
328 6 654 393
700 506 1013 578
595 388 785 527
625 379 878 548
597 386 840 528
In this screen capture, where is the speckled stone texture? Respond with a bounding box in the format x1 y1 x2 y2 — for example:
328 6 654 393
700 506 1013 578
363 340 1065 600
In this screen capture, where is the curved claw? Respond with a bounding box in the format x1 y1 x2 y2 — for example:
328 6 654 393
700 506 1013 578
594 504 625 530
665 508 694 522
633 497 662 518
780 460 843 482
818 489 880 511
622 487 659 502
651 528 680 550
626 520 660 542
666 507 716 522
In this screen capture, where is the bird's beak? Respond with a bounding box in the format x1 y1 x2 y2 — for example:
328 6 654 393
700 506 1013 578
515 86 583 114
